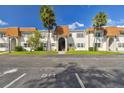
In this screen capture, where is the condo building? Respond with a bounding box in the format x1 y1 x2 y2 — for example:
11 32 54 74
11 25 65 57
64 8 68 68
0 26 124 52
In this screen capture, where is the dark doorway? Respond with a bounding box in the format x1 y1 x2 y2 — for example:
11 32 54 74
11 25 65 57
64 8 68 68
58 37 65 51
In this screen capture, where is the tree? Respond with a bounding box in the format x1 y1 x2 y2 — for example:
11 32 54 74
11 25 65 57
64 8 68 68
27 30 41 51
40 5 56 51
93 12 108 27
92 12 108 51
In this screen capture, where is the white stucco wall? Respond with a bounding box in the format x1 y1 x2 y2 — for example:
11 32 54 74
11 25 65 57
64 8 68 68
0 37 9 51
1 29 124 52
71 31 87 51
116 36 124 51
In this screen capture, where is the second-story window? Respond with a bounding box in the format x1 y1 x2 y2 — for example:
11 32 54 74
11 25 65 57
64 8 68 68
77 33 84 38
0 33 5 38
22 33 31 37
95 32 102 37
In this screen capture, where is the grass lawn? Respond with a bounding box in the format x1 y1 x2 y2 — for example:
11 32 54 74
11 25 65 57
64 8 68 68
7 51 57 55
66 51 124 55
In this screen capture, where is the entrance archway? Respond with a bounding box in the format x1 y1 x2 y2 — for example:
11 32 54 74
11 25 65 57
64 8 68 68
11 38 16 50
58 37 65 51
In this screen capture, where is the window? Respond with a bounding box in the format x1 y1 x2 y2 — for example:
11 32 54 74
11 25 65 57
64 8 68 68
120 32 124 36
77 43 80 47
95 43 101 47
118 43 121 47
0 43 6 48
77 33 84 38
52 43 55 46
69 33 72 37
77 43 85 48
0 33 5 38
118 43 124 48
81 43 84 47
69 43 74 47
43 43 46 47
22 33 31 37
24 43 30 47
95 32 102 37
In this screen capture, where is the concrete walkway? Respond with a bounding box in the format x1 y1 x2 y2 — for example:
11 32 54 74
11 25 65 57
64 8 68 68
58 51 65 54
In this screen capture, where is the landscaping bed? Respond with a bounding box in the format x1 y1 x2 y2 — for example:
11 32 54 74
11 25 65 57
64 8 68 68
66 51 124 55
6 51 57 55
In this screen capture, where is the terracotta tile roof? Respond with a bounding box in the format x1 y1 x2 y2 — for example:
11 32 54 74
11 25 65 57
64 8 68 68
0 28 7 32
0 27 36 37
86 26 124 36
105 27 120 36
55 26 70 37
19 28 37 32
6 28 20 37
86 27 105 32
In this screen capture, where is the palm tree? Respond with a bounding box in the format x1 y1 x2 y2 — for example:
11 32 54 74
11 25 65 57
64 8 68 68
40 5 56 51
92 12 108 51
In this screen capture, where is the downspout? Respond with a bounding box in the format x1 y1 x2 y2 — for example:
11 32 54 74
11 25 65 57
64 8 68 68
88 31 90 50
8 36 11 53
93 27 96 51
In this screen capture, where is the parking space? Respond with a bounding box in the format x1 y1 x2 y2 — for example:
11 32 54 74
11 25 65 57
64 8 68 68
0 67 81 88
0 55 124 88
78 68 124 88
0 68 25 88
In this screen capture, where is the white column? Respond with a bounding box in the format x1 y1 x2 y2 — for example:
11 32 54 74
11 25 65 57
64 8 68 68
106 37 109 51
16 37 19 46
56 38 59 51
114 37 117 52
65 37 68 51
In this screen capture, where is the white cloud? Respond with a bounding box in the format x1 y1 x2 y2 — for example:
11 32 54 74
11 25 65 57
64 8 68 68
0 19 8 26
117 25 124 27
68 21 84 30
107 18 124 26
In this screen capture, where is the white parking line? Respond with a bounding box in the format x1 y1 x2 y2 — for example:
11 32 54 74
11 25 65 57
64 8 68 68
0 68 18 77
4 73 26 88
75 73 85 88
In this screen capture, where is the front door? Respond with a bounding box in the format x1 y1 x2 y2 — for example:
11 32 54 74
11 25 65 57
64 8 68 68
58 37 65 51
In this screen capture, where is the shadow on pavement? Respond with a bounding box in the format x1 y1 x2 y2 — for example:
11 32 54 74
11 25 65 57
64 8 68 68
78 68 124 88
22 62 124 88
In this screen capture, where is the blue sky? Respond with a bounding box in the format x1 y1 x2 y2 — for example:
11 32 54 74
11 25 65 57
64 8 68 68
0 5 124 30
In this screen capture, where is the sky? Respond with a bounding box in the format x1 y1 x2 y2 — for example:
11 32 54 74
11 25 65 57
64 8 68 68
0 5 124 30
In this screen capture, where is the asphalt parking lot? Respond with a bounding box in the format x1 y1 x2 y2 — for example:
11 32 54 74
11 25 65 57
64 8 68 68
1 54 124 88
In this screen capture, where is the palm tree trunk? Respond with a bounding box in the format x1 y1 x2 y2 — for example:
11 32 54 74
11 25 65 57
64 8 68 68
8 37 11 53
93 28 96 51
47 29 51 51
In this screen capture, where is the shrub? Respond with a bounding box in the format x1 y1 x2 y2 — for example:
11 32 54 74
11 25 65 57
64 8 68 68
35 43 43 51
94 46 98 51
89 47 93 51
15 46 24 51
89 47 97 51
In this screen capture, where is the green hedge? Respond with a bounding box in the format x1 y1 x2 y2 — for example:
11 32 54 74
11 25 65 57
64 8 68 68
15 46 24 51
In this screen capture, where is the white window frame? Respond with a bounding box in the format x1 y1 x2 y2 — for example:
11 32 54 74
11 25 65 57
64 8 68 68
77 43 85 48
76 33 84 38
